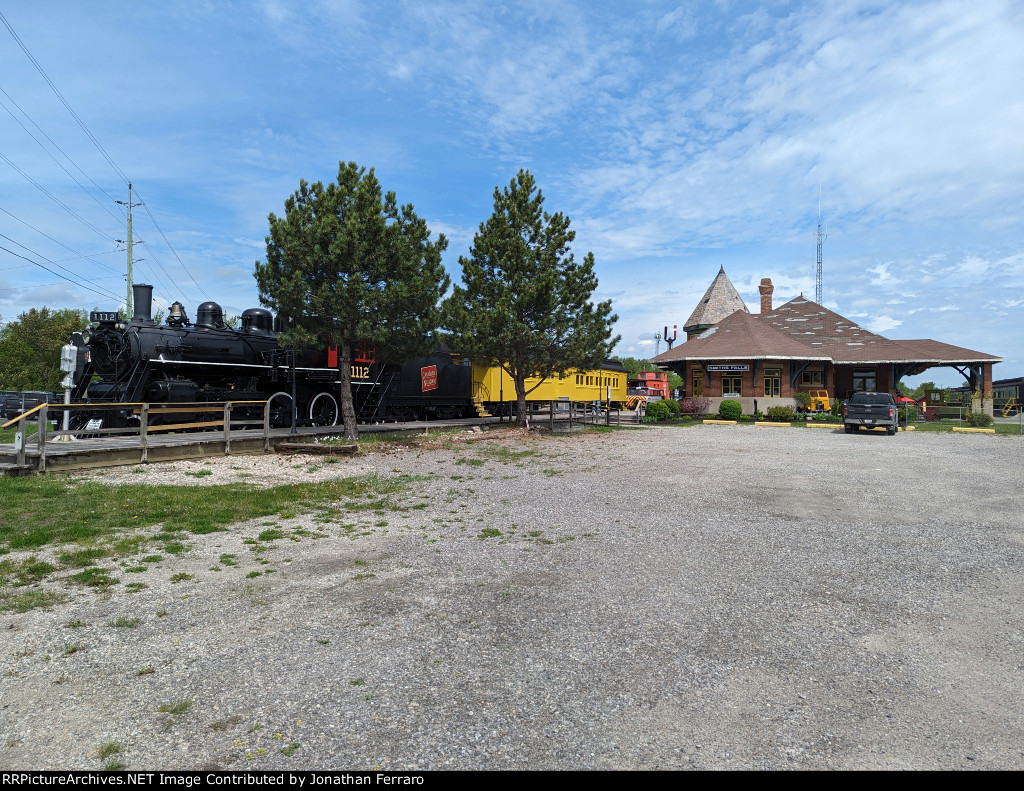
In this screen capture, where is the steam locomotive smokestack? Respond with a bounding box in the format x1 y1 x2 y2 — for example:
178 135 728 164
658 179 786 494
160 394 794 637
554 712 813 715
132 284 153 322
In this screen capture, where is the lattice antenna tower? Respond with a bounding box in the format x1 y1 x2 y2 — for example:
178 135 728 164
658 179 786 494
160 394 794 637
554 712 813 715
815 186 829 305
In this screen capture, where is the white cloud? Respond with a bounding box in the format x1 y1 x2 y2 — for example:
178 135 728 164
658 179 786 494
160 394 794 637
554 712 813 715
864 314 903 333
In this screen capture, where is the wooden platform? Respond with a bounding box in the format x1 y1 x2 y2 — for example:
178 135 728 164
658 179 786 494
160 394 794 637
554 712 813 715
0 418 494 476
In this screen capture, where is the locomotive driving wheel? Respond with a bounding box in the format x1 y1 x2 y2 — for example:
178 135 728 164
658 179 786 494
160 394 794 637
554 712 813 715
308 392 339 427
267 391 294 429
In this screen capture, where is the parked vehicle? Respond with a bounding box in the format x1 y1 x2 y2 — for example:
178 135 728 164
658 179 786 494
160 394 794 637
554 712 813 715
806 389 831 412
844 392 898 435
0 391 55 421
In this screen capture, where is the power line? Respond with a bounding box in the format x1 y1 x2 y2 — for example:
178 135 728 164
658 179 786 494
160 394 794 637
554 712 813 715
0 151 117 242
0 275 121 292
134 189 212 302
0 84 126 226
0 207 121 275
0 10 128 186
1 10 211 308
0 231 117 291
0 242 122 302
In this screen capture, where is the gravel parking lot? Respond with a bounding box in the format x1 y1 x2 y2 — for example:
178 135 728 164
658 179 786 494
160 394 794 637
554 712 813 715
1 425 1022 770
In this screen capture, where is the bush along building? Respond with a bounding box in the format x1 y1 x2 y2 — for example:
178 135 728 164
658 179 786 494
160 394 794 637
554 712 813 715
651 268 1002 416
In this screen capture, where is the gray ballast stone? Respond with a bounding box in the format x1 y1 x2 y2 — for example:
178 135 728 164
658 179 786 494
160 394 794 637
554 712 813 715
1 426 1022 770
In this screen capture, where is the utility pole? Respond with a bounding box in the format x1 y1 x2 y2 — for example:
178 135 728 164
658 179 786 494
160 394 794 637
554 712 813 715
116 182 143 318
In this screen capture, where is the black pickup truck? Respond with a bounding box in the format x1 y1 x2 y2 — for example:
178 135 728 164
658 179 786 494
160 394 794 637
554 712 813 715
844 392 898 435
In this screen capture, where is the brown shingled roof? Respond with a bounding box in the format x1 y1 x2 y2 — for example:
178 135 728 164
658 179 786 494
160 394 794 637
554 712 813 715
683 266 749 333
652 310 830 364
886 339 1002 364
654 288 1002 367
758 296 1003 364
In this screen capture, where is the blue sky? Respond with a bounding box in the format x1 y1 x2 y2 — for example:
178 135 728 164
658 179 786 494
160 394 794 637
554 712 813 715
1 1 1021 386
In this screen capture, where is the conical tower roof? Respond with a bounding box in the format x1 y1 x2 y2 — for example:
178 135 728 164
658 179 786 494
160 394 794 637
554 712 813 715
683 266 749 335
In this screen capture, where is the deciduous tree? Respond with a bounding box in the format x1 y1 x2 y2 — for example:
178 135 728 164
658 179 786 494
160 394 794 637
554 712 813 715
0 307 87 392
255 162 449 439
445 169 619 426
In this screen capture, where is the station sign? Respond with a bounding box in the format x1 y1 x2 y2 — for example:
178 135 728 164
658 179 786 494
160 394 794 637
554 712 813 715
707 365 749 371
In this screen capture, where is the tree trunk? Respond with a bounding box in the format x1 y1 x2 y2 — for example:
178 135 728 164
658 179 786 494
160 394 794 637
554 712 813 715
338 338 358 440
515 375 528 428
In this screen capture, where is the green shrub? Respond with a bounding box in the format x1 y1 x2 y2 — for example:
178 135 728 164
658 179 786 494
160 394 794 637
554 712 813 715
664 399 681 419
644 400 671 421
765 406 795 421
900 404 920 422
793 391 811 411
966 411 993 427
717 399 742 420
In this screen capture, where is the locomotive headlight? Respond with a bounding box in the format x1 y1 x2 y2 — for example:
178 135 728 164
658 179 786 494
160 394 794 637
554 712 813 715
82 329 92 345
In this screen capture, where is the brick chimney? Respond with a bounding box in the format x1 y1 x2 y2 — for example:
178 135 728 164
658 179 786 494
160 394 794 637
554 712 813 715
758 277 774 314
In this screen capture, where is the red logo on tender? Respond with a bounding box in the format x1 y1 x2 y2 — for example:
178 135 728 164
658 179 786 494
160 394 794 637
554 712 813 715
421 365 438 392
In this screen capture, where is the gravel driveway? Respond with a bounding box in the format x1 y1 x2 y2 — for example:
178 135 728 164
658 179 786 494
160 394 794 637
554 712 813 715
1 425 1022 770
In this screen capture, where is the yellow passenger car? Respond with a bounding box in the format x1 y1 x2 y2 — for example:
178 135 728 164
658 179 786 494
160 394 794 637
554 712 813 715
469 359 628 413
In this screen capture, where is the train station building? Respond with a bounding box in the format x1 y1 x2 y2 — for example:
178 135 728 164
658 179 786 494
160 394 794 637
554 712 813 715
651 268 1002 415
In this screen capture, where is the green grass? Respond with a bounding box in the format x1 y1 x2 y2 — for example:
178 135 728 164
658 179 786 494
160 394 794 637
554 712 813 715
901 421 1023 435
97 742 123 760
482 446 537 463
0 556 57 586
0 475 408 554
350 428 464 449
0 422 48 444
157 699 192 714
107 616 142 628
0 589 67 613
69 568 118 588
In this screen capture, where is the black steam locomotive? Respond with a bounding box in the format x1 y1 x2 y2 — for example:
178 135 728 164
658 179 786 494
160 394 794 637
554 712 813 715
67 284 473 431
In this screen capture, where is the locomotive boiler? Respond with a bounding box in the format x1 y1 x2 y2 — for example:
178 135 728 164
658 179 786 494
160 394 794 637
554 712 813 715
69 284 341 430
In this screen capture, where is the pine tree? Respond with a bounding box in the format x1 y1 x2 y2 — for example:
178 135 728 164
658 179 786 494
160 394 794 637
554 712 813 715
255 162 449 439
445 170 619 426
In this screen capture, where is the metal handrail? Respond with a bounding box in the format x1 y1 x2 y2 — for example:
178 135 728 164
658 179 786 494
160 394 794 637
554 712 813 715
3 399 276 472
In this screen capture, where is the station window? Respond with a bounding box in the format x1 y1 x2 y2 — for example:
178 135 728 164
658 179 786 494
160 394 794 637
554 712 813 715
799 370 823 386
722 375 741 397
853 369 876 392
764 369 781 398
